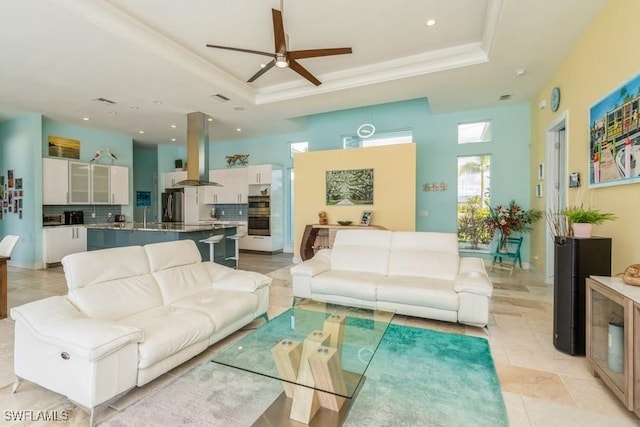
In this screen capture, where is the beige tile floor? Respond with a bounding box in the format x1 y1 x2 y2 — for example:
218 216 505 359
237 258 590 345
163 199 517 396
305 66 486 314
0 254 639 426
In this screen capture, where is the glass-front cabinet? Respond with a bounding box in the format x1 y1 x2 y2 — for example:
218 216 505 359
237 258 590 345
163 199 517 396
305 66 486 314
91 164 110 204
69 161 91 204
586 276 638 412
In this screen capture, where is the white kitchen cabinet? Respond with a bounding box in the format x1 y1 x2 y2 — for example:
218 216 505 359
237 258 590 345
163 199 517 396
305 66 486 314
69 162 91 204
162 171 187 191
200 169 248 204
91 164 110 204
43 226 87 265
241 235 275 252
183 186 200 225
42 158 69 205
247 164 272 185
110 165 129 205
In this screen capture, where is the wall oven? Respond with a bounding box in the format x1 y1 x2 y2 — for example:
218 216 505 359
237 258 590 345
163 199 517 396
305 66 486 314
248 195 270 216
248 215 270 236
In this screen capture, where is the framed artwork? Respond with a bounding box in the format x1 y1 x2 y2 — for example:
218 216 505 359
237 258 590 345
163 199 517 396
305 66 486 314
589 72 640 187
15 178 22 189
48 135 80 159
7 170 13 188
325 168 374 205
359 210 373 226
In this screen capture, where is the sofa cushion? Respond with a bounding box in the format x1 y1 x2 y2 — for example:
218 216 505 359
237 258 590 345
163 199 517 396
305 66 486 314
63 246 163 321
144 240 203 272
330 230 392 275
377 276 459 311
152 263 213 305
171 289 258 331
311 270 384 301
388 232 459 281
63 245 151 289
118 305 214 369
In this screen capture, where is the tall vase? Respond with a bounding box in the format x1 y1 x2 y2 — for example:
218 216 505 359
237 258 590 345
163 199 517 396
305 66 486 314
498 232 508 253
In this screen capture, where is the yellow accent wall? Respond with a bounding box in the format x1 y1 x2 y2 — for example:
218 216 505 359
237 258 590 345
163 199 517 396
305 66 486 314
531 1 640 274
293 143 416 259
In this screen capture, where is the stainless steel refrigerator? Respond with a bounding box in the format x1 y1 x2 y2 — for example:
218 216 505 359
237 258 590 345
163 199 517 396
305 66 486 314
161 189 184 222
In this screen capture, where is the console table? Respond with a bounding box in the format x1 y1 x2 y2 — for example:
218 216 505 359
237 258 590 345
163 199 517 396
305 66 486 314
586 276 640 418
0 256 9 319
300 224 387 261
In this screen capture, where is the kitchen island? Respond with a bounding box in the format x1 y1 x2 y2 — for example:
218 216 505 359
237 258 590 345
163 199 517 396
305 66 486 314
86 223 238 268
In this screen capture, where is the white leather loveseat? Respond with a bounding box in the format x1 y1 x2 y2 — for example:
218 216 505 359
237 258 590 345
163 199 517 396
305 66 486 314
290 230 492 327
10 240 270 425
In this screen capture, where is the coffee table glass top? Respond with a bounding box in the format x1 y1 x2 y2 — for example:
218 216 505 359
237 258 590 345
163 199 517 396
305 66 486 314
211 299 394 398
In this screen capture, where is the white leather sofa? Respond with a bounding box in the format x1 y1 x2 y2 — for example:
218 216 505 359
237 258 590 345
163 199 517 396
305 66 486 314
10 240 270 425
290 230 492 327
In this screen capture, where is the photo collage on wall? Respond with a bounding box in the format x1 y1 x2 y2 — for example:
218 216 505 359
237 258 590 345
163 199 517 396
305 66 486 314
1 170 24 220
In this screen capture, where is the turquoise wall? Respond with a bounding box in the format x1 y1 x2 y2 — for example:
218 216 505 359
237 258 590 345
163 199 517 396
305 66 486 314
0 114 43 267
156 98 534 262
0 115 134 267
132 143 159 222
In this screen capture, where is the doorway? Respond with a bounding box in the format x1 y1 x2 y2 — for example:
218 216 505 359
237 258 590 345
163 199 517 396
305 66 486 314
544 111 568 284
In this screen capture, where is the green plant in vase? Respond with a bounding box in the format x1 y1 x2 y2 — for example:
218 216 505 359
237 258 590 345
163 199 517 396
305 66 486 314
485 200 542 252
559 206 617 238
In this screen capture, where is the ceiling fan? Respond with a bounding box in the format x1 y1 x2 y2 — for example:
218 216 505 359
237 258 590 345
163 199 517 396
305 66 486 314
206 8 352 86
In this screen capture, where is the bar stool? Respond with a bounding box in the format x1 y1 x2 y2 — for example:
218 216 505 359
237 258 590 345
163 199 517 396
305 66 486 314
199 234 224 263
225 231 246 269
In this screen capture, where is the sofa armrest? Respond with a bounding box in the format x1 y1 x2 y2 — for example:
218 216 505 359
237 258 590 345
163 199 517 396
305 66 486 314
455 272 493 297
11 296 143 361
290 249 331 277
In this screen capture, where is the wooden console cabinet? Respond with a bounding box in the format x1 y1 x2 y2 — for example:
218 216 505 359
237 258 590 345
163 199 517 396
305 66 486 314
586 276 640 417
299 224 386 261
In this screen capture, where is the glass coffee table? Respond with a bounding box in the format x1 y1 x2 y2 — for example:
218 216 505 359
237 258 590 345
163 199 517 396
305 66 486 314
212 299 394 425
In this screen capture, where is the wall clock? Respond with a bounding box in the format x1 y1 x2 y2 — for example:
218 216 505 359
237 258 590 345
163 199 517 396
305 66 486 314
550 87 561 112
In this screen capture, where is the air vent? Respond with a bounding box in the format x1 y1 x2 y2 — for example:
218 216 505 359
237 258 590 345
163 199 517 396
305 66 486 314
92 97 116 105
211 94 230 102
499 94 512 101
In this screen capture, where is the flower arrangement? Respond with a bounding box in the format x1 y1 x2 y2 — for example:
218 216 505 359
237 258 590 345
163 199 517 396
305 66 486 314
485 200 542 250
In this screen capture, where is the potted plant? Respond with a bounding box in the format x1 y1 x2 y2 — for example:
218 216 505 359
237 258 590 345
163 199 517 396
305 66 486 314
560 206 617 238
485 200 542 252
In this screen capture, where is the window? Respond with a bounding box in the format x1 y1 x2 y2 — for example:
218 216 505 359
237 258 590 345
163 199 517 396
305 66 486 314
290 141 308 158
342 129 412 149
458 121 492 144
457 155 491 250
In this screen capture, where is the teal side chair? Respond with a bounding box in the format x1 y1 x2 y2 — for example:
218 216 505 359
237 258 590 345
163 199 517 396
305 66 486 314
490 236 523 275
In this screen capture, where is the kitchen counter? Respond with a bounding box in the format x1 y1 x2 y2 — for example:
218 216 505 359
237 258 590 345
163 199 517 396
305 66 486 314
86 222 237 232
86 223 238 267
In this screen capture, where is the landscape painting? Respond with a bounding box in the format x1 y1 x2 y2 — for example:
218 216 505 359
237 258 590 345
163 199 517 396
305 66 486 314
325 168 374 205
48 135 80 159
589 72 640 187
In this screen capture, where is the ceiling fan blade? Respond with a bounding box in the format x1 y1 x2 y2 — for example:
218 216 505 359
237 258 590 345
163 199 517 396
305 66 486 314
247 60 275 83
288 47 353 60
206 44 274 58
272 9 286 54
289 59 321 86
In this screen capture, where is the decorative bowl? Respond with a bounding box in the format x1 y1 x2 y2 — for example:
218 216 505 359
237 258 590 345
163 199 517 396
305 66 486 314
337 220 352 226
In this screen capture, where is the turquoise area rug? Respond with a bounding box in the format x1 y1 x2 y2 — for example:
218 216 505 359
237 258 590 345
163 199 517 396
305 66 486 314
104 319 507 426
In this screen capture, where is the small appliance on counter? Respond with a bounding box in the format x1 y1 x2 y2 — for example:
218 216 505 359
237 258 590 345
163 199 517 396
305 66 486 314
43 214 65 226
115 214 126 223
64 210 84 225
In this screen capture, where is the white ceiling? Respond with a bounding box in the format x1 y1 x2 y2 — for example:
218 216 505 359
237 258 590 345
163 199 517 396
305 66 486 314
0 0 606 145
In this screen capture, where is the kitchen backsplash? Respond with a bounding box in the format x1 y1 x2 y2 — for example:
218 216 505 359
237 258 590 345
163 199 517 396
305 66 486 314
43 205 122 224
213 204 248 221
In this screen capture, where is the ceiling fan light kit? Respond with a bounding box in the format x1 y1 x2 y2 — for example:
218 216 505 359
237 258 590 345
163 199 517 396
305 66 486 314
206 8 352 86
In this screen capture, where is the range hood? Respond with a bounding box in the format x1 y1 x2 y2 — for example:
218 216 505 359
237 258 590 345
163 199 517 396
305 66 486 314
176 111 222 187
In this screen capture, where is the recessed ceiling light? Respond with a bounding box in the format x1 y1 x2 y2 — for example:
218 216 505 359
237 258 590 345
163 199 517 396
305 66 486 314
82 117 90 121
208 118 213 122
515 68 527 76
131 106 139 110
171 124 177 128
171 138 176 142
499 94 512 101
153 100 163 105
426 19 436 27
138 130 145 134
260 64 266 68
233 106 245 111
236 128 242 132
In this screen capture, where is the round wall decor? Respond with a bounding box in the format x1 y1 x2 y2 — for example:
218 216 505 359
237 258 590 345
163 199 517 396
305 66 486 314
357 123 376 138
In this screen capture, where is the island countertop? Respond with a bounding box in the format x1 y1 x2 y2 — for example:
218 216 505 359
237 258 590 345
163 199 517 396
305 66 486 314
86 222 237 233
